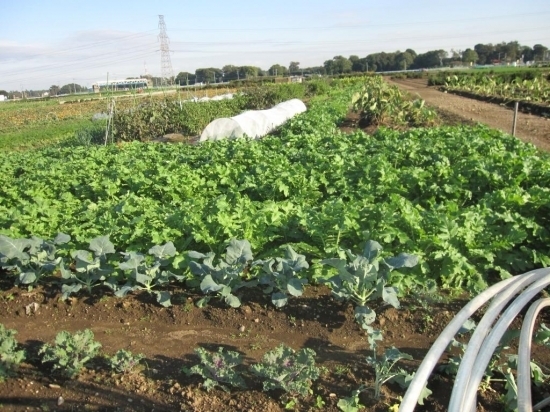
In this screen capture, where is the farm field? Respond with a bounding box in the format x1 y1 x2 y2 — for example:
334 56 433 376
1 77 550 411
389 77 550 151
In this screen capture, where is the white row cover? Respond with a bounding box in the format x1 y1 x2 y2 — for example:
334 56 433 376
200 99 307 142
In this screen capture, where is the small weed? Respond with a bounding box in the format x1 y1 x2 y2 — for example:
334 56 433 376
334 365 351 376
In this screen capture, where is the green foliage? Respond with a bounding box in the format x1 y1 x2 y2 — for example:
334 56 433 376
71 123 107 146
322 240 417 341
112 96 248 142
250 344 320 397
535 323 550 346
39 329 102 378
1 79 549 291
365 347 414 399
0 324 25 382
114 241 183 307
186 347 246 392
0 233 69 289
255 245 309 308
108 349 144 374
60 236 116 299
189 239 256 308
351 76 438 127
337 386 365 411
444 74 550 103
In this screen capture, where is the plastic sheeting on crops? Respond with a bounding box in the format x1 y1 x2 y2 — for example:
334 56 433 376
199 98 307 141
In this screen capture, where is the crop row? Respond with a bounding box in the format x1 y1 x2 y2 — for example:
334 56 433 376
0 88 237 135
2 79 549 290
352 76 438 127
111 81 331 142
443 74 550 104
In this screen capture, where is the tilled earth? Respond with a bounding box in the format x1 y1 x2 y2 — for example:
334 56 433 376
1 281 549 412
388 77 550 152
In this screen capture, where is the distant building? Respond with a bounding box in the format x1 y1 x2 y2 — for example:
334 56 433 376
92 78 150 93
0 95 6 102
274 76 304 84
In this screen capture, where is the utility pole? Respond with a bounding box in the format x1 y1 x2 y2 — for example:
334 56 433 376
158 15 174 86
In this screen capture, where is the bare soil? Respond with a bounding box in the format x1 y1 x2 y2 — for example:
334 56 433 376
387 78 550 152
2 280 550 412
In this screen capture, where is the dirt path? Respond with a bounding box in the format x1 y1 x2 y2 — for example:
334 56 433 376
388 78 550 152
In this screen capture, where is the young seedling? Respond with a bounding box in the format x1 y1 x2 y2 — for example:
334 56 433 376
250 344 320 398
337 386 366 412
186 346 246 392
108 349 144 374
365 346 414 399
254 245 309 308
0 324 26 382
39 329 102 378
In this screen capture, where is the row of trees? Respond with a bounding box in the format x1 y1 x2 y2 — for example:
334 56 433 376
3 41 548 98
167 41 548 85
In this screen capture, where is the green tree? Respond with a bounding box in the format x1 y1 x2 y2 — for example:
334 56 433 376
269 64 287 76
397 51 415 70
474 43 495 64
59 84 84 94
462 48 478 64
413 50 447 68
49 85 60 96
195 68 223 84
175 71 196 85
533 44 548 61
240 66 260 78
0 90 8 97
324 56 352 74
289 61 300 74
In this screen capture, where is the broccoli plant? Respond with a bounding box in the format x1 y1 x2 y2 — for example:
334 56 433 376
255 245 309 308
113 241 183 307
0 233 69 289
39 329 102 378
322 240 418 340
0 324 26 382
188 239 256 308
60 236 116 299
366 347 414 399
108 349 144 374
250 344 320 398
186 346 246 392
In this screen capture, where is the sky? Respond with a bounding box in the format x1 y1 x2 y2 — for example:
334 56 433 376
0 0 549 91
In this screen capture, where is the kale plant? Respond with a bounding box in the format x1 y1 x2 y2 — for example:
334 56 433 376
0 233 69 289
114 241 183 307
186 347 246 392
108 349 144 374
188 239 256 308
39 329 102 378
250 344 320 398
0 324 26 382
322 240 417 342
60 236 116 299
255 245 309 308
